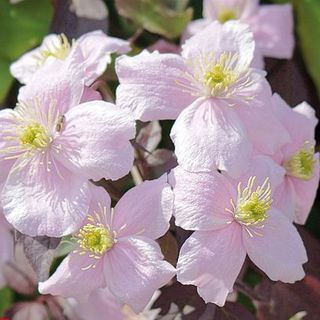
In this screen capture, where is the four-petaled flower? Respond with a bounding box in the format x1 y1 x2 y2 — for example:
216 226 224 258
116 21 289 177
39 176 176 312
0 56 135 237
169 157 307 306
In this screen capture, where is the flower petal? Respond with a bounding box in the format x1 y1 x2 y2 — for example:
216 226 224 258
169 166 235 230
271 94 317 159
177 224 246 307
17 46 85 115
250 4 294 59
39 252 104 298
72 287 124 320
182 21 254 70
2 154 90 237
115 50 194 121
234 81 290 156
113 174 173 239
291 157 320 224
181 19 211 44
55 101 135 181
104 236 175 312
76 30 130 85
203 0 259 20
243 209 307 283
171 98 252 177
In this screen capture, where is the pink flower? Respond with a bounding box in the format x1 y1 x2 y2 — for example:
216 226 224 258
39 176 176 312
10 30 130 85
270 94 319 224
116 21 289 177
0 56 135 237
169 156 307 306
183 0 294 68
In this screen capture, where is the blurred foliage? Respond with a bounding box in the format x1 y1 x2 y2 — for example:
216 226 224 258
0 0 53 103
115 0 193 39
295 0 320 98
0 287 13 316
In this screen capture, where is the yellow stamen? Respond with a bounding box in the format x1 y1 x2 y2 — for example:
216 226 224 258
202 53 237 96
234 176 272 226
38 34 71 65
284 144 316 181
218 9 237 23
76 224 114 256
20 123 50 149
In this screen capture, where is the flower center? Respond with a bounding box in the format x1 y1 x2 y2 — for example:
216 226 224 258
218 9 237 23
284 144 316 180
204 62 236 91
38 34 71 65
20 123 50 149
201 53 237 97
234 176 272 226
77 224 114 256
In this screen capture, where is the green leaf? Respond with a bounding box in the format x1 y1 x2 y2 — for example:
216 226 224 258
0 287 13 316
296 0 320 96
115 0 193 39
0 0 53 102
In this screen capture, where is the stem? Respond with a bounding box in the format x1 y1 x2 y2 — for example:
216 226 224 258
129 27 144 45
130 165 143 185
234 280 267 303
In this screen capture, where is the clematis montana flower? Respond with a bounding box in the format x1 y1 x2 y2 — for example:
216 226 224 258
116 21 289 177
169 156 307 306
271 94 319 225
182 0 294 68
39 177 176 312
0 55 135 237
10 30 130 85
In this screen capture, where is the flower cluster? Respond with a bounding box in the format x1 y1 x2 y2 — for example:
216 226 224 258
0 0 319 318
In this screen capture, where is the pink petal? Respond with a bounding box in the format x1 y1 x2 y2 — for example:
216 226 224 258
235 82 290 155
170 98 252 177
273 177 296 222
169 166 235 230
72 288 124 320
182 21 254 70
17 47 85 115
203 0 259 20
0 109 19 181
291 158 320 224
243 209 307 283
251 46 265 69
80 86 102 103
181 19 211 44
10 34 65 84
39 252 104 298
2 154 90 237
147 39 180 54
103 236 175 312
115 50 194 121
113 174 173 240
55 101 135 181
271 94 317 159
249 4 294 59
234 155 286 193
177 224 246 306
76 30 131 85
